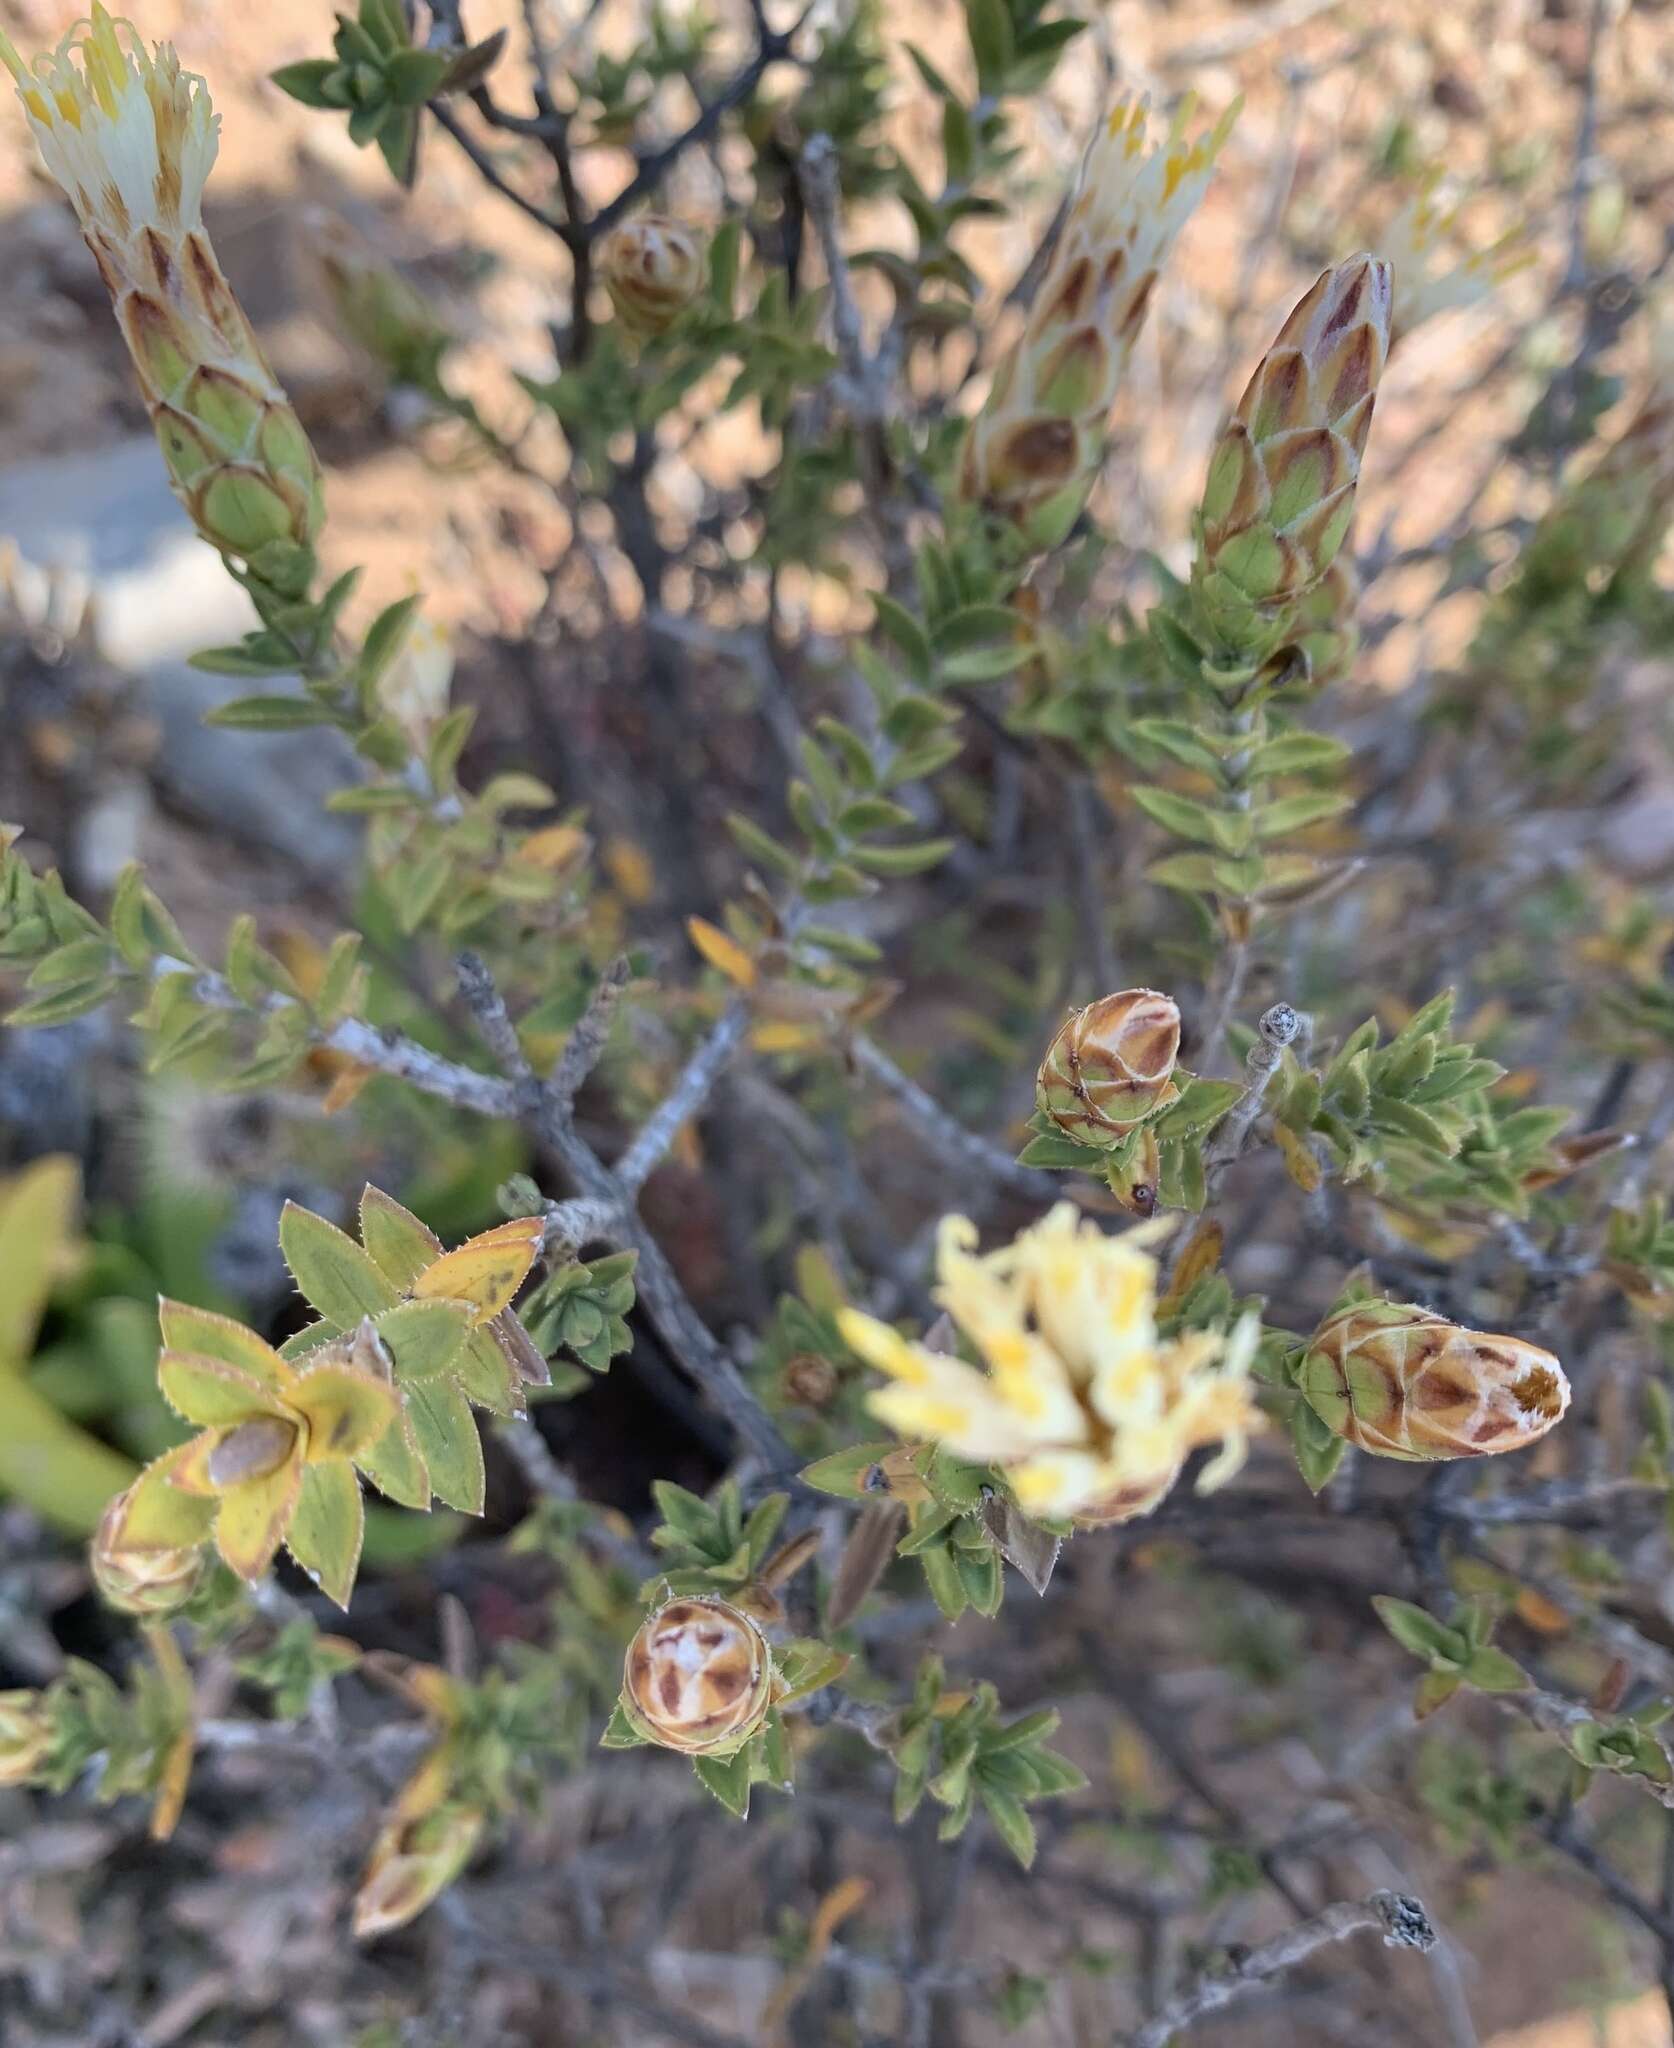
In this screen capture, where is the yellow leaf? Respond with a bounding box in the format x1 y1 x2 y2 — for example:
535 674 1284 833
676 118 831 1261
604 836 655 906
751 1019 823 1054
411 1217 543 1324
213 1454 304 1580
1157 1221 1223 1317
288 1360 400 1464
515 822 588 872
687 916 757 988
321 1063 374 1114
1274 1122 1322 1193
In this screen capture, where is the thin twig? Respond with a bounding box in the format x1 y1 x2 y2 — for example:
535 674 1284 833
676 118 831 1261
549 956 631 1111
850 1034 1060 1204
1204 1001 1304 1180
615 999 751 1194
155 958 524 1122
1128 1891 1436 2048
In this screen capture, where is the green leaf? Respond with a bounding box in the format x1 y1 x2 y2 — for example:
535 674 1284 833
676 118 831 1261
847 839 955 877
357 1406 431 1510
358 1185 442 1287
600 1699 648 1749
285 1460 365 1608
1463 1647 1529 1694
1131 786 1249 853
978 1780 1037 1867
964 0 1015 92
374 1299 473 1381
280 1202 400 1326
872 596 933 680
1291 1398 1347 1493
1250 791 1353 839
1151 1078 1245 1140
403 1376 486 1514
1372 1596 1467 1668
204 695 347 731
269 58 347 108
694 1742 755 1818
801 1441 897 1499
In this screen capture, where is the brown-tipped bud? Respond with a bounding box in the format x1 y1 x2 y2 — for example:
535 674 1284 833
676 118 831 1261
0 1689 52 1786
600 216 707 338
91 1490 205 1616
621 1595 773 1755
1036 989 1182 1152
1195 256 1391 656
1298 1298 1569 1461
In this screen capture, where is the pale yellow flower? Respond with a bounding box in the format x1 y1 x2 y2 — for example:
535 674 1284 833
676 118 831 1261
838 1203 1261 1525
1383 168 1532 340
1 8 324 595
959 94 1238 541
379 610 455 750
1 5 216 243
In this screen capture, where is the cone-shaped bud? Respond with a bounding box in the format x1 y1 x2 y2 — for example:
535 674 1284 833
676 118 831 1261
1 7 325 597
1299 1297 1569 1460
958 96 1237 544
1194 256 1391 657
621 1595 773 1754
91 1489 205 1616
600 216 707 338
299 208 450 389
1036 988 1181 1151
0 1690 52 1786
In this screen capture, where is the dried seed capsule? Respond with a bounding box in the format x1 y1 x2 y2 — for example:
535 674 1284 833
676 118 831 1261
90 1489 205 1616
600 216 707 338
1298 1298 1569 1460
1194 256 1391 658
621 1595 773 1754
1036 989 1182 1151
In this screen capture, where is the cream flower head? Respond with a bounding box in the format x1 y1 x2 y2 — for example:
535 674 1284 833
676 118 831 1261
838 1203 1261 1525
1384 168 1531 340
1 6 218 242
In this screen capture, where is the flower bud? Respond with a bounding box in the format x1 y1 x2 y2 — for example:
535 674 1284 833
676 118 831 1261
1 8 326 599
958 96 1236 545
1036 989 1181 1151
621 1595 773 1754
1195 256 1391 657
1298 1298 1569 1461
600 216 707 338
91 1489 205 1616
0 1689 52 1785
